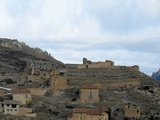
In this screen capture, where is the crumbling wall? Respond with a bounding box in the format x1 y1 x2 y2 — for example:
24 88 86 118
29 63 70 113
28 88 47 96
125 106 140 118
28 75 41 81
106 80 140 87
50 75 67 91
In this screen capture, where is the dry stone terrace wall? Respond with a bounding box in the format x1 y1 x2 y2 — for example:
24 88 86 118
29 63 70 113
66 67 157 87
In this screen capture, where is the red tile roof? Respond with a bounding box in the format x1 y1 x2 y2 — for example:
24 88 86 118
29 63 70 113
80 85 99 89
11 89 31 94
73 109 86 113
86 109 101 115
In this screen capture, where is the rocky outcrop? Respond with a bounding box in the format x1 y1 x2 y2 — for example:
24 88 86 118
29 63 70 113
151 69 160 81
0 38 61 62
0 38 64 83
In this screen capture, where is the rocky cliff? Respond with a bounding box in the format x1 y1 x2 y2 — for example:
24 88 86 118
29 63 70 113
151 69 160 81
0 38 64 74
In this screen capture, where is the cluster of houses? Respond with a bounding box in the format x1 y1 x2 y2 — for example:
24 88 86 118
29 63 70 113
21 66 67 92
0 88 34 117
68 84 141 120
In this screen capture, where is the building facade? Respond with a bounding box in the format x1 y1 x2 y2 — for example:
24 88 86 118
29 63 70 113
80 85 99 103
3 100 20 115
11 89 32 104
68 108 109 120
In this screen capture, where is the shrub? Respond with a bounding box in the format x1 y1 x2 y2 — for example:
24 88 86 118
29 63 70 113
26 100 32 107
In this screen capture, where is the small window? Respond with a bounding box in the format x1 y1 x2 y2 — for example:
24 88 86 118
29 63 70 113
7 104 9 107
89 91 93 98
26 94 28 98
7 109 9 111
11 109 12 111
15 109 17 111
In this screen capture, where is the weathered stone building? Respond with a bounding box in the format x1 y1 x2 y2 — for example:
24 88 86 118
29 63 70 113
11 89 32 104
3 100 20 115
80 85 99 103
68 108 109 120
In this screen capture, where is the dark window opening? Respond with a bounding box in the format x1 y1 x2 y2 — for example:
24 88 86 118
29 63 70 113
66 105 73 109
60 72 64 76
26 94 28 98
75 90 79 95
89 92 93 98
72 98 77 102
12 104 16 108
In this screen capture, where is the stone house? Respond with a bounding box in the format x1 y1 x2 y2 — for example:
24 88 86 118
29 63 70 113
11 89 32 104
3 100 20 115
68 108 109 120
125 106 140 118
80 85 99 103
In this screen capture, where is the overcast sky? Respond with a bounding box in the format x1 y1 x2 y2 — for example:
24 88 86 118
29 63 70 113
0 0 160 75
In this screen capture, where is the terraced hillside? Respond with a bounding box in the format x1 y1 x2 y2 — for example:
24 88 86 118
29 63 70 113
63 67 160 119
66 67 158 87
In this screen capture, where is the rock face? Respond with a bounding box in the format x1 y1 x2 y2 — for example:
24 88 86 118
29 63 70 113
0 38 64 86
0 38 58 62
151 69 160 81
0 38 64 74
